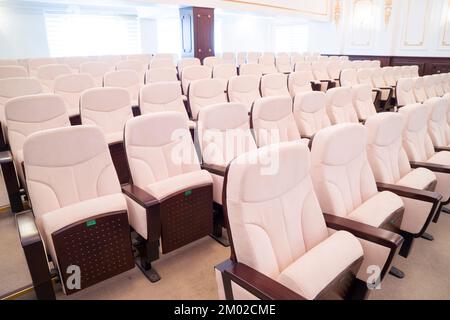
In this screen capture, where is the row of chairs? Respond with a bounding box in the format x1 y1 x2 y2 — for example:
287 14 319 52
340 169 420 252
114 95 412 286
397 74 450 107
12 91 450 299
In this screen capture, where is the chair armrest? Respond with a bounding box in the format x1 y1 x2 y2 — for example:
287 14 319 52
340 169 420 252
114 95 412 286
122 184 159 209
323 213 403 250
16 211 56 300
376 182 442 204
310 82 322 91
410 161 450 174
216 260 306 300
434 146 450 152
0 150 13 164
201 163 227 177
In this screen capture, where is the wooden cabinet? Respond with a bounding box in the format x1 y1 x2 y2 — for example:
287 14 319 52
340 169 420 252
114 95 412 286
180 7 214 62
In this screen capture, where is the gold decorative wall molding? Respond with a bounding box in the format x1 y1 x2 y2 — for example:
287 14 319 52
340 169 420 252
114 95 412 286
334 0 342 27
222 0 330 17
384 0 393 25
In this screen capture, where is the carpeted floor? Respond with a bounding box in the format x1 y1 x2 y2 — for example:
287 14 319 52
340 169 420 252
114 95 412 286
1 210 450 300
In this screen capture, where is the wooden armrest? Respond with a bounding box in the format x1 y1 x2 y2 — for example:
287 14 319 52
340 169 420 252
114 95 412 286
201 163 227 177
376 182 442 204
323 213 403 249
0 150 13 164
16 211 56 300
434 146 450 153
217 260 305 300
410 161 450 174
122 184 159 208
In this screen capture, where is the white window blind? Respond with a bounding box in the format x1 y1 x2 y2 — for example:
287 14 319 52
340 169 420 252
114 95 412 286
274 25 309 53
45 12 141 57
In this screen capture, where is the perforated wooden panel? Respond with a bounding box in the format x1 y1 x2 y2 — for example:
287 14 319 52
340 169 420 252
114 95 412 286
160 184 213 253
52 210 134 295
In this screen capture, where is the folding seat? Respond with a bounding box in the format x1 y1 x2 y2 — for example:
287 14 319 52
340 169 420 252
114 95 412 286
198 102 256 244
293 91 330 140
247 52 261 64
79 61 113 87
227 75 261 111
327 60 343 83
294 61 312 72
116 60 146 83
276 54 292 73
149 58 175 69
423 76 437 99
59 56 90 73
239 63 264 77
103 70 141 106
215 141 402 300
425 97 450 150
400 66 412 79
188 78 227 120
123 112 213 279
339 68 358 87
325 87 359 125
258 55 277 75
153 53 175 61
36 64 72 93
204 56 225 68
311 62 336 91
126 54 152 66
221 52 236 65
413 77 428 103
17 125 134 298
260 73 289 97
371 60 381 68
80 87 133 184
396 78 417 108
311 123 406 279
5 94 70 186
365 112 442 254
410 65 420 78
0 59 19 66
398 104 450 221
382 67 397 88
0 78 43 153
433 74 445 97
351 84 377 122
28 58 58 76
236 52 247 66
251 96 307 147
145 67 178 84
181 65 212 95
213 64 237 91
288 71 314 97
178 57 201 77
371 68 394 102
54 73 96 119
140 82 194 129
0 66 28 79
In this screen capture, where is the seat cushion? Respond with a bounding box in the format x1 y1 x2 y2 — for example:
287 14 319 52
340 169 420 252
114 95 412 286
38 193 127 268
277 231 363 300
396 167 436 190
146 170 212 200
427 151 450 166
348 191 404 228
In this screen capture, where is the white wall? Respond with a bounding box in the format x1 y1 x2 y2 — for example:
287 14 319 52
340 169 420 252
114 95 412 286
308 0 450 57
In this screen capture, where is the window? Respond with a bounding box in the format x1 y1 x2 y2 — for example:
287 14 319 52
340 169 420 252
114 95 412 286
45 12 141 57
273 24 309 53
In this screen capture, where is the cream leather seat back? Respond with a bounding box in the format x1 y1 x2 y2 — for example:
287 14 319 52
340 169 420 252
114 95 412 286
260 73 289 97
28 58 58 76
36 64 72 92
227 75 261 111
252 96 300 147
54 73 96 117
425 97 450 148
351 84 377 121
396 78 416 107
145 67 178 84
288 71 313 97
326 87 359 124
181 65 212 95
178 58 201 76
293 91 330 138
222 52 236 65
188 78 227 120
424 76 437 99
103 70 141 106
239 63 264 77
149 58 175 70
213 64 238 91
80 87 133 144
204 57 224 69
116 60 146 83
0 66 28 79
413 77 428 103
79 61 113 87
